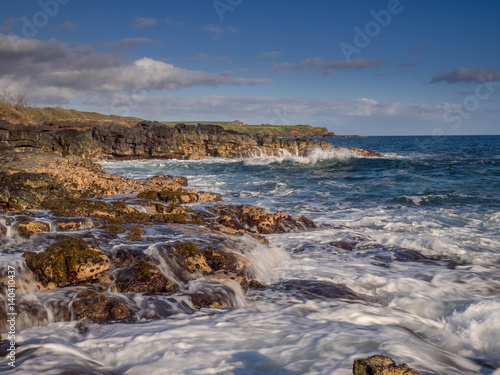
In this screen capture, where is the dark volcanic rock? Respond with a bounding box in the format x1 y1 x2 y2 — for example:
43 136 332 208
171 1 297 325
0 120 381 160
353 355 421 375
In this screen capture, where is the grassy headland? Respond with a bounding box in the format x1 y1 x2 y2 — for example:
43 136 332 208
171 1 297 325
0 93 331 136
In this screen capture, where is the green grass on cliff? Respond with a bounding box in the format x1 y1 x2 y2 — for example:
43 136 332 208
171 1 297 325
0 93 142 126
162 121 331 137
0 92 330 136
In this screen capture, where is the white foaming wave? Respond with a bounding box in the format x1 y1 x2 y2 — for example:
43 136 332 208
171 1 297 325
13 302 483 375
444 300 500 355
244 147 358 166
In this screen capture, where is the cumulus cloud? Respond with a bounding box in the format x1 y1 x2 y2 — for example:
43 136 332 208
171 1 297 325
410 45 428 53
274 58 386 75
0 34 269 102
133 17 158 28
431 67 500 84
85 94 450 128
103 38 157 49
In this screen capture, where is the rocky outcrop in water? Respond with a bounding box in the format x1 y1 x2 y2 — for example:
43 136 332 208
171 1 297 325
23 238 111 290
0 120 381 160
209 204 317 235
353 355 421 375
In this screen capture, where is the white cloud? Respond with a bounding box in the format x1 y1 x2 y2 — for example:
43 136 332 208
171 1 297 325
431 67 500 84
84 94 451 133
133 17 158 28
0 34 269 102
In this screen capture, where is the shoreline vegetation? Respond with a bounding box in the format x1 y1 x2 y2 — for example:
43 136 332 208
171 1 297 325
0 101 420 374
0 96 362 138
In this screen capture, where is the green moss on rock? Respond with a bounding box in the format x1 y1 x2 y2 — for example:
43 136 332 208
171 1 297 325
73 290 130 324
23 237 111 288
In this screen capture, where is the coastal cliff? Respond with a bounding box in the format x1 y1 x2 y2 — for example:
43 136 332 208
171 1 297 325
0 120 380 160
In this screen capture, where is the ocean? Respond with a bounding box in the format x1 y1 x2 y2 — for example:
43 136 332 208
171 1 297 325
2 135 500 374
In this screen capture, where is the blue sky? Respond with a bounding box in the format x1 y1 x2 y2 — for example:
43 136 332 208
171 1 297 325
1 0 499 135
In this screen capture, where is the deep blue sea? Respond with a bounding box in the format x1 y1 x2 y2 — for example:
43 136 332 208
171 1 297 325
3 135 500 374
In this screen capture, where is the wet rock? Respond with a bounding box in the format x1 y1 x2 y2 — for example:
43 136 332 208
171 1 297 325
206 271 249 292
280 280 358 300
353 355 421 375
56 218 93 231
125 225 146 241
137 189 198 205
114 248 146 268
197 192 224 203
209 223 269 244
329 241 357 251
22 237 111 290
0 269 38 295
209 205 317 234
0 185 43 210
100 224 127 234
114 259 169 293
202 246 240 273
345 146 382 157
248 280 266 289
157 242 213 283
190 284 236 309
173 242 212 274
73 290 130 324
17 221 50 237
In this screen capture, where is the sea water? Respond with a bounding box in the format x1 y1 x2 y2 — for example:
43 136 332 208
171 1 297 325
2 135 499 374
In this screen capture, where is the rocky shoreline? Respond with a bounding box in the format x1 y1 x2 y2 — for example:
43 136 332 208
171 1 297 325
0 120 380 160
0 121 420 374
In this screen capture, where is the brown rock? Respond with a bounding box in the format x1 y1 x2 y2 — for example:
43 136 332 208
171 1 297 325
22 237 111 290
353 355 421 375
17 221 50 237
56 218 93 231
206 271 249 293
210 205 316 234
197 192 224 203
73 290 130 324
114 258 169 293
125 225 145 241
